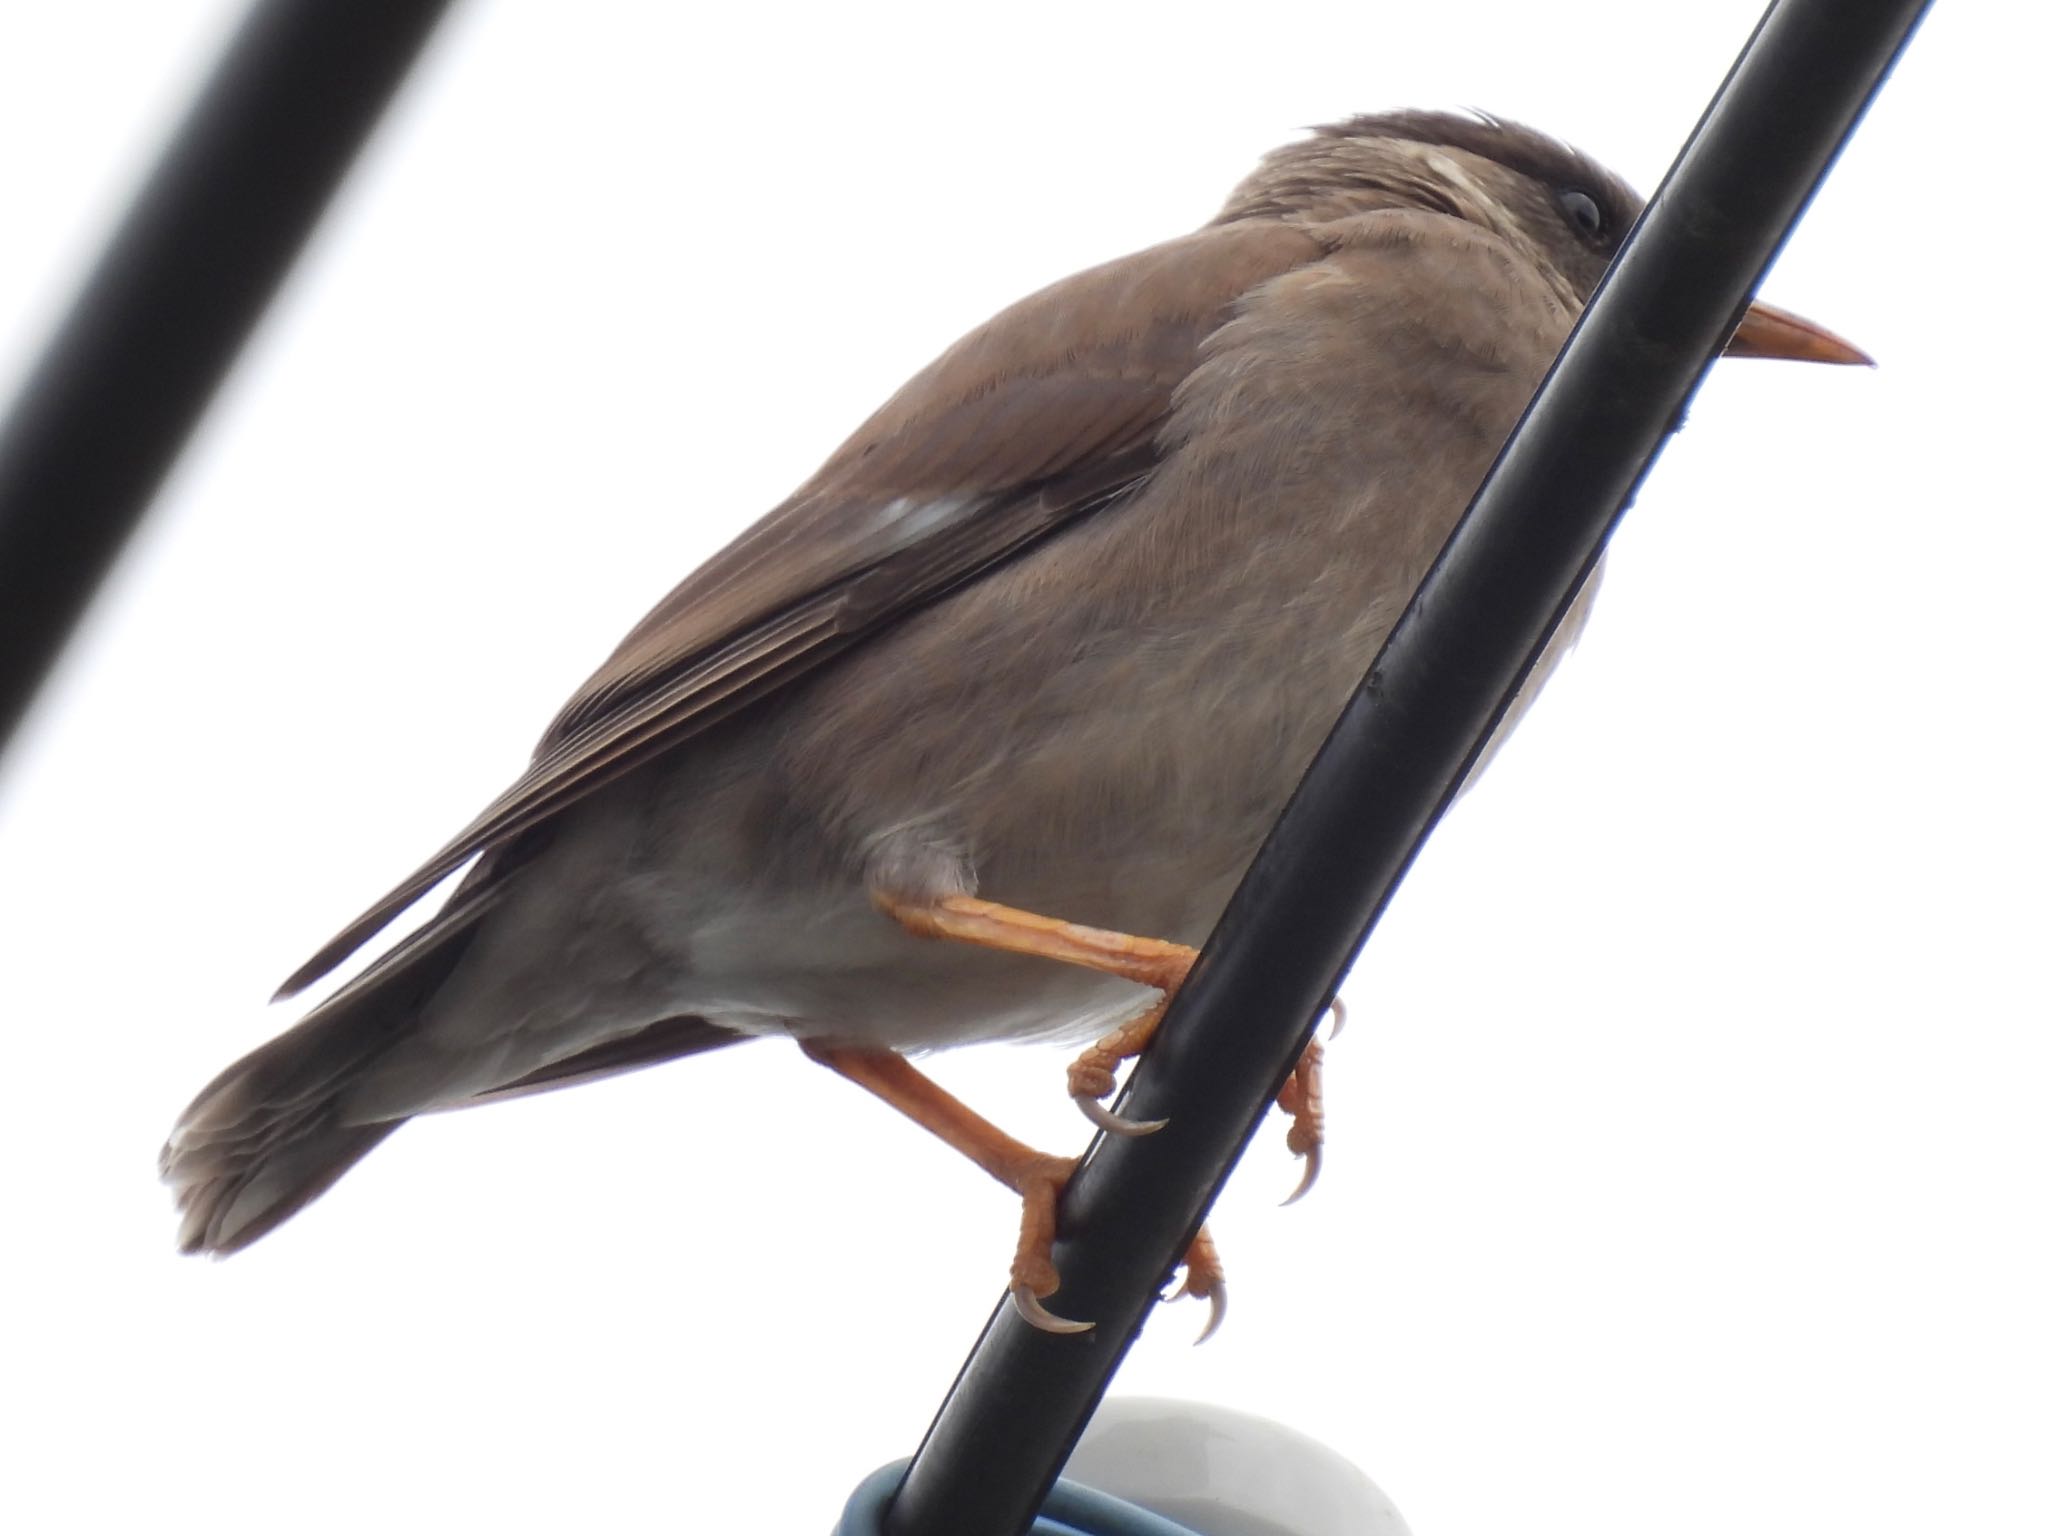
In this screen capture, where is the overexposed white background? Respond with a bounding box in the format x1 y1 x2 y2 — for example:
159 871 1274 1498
2 3 2040 1532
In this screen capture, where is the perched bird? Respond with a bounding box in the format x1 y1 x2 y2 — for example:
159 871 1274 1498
163 110 1865 1331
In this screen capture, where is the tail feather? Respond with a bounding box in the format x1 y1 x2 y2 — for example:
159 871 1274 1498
163 873 748 1254
168 1114 401 1255
161 881 496 1255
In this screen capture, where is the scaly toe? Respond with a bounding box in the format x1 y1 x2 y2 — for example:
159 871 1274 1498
1006 1153 1089 1333
1066 1062 1119 1101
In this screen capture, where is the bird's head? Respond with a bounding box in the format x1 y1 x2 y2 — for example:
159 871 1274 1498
1217 109 1867 365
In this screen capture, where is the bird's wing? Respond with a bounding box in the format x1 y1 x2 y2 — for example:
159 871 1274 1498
280 218 1327 995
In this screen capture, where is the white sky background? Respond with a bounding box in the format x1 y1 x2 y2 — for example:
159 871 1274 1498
1 2 2041 1532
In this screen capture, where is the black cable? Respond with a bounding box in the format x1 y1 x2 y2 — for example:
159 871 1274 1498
0 0 456 754
883 1 1933 1532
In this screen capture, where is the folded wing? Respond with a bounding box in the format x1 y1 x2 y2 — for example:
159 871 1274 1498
279 219 1327 996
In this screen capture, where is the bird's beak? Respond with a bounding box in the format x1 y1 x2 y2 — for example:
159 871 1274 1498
1724 299 1873 366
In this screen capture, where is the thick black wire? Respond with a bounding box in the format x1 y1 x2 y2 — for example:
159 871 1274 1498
884 2 1933 1532
0 0 456 755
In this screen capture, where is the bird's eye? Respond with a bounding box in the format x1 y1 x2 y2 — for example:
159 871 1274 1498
1559 189 1604 237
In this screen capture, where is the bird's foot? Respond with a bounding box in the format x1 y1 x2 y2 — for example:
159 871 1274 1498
799 1041 1093 1330
1006 1150 1092 1334
1161 1224 1229 1343
1005 1155 1228 1341
1067 1003 1173 1136
1276 1036 1325 1204
793 1040 1141 1335
1069 991 1333 1203
875 890 1199 1135
876 891 1201 1134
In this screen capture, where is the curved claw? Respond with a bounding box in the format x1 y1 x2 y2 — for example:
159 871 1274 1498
1162 1251 1228 1344
1324 996 1348 1040
1011 1285 1094 1335
1281 1141 1323 1207
1161 1273 1229 1343
1075 1093 1169 1137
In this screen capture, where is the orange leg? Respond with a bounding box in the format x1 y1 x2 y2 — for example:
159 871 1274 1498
866 891 1339 1333
876 892 1197 992
874 891 1197 1136
802 1039 1223 1337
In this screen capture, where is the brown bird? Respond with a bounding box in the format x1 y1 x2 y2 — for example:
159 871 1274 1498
162 110 1865 1332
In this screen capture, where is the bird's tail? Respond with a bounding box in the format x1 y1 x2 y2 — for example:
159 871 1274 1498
163 1092 402 1256
160 886 491 1255
163 879 746 1254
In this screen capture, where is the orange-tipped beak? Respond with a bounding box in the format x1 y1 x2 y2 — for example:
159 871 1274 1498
1724 300 1873 366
